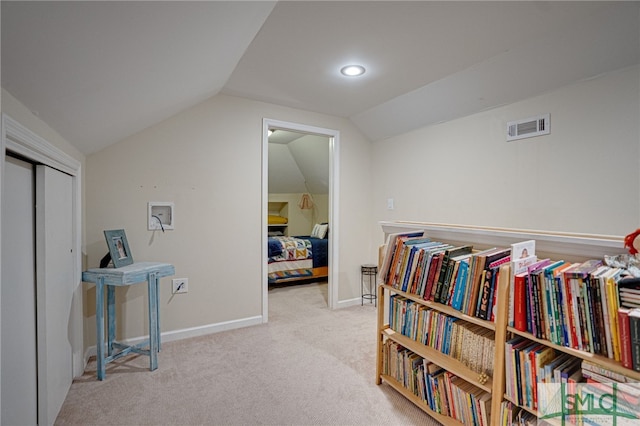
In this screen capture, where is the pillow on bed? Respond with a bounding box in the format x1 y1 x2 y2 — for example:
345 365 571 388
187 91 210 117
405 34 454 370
311 223 328 239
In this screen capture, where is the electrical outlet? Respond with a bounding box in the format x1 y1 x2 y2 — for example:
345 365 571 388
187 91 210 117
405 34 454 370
172 278 188 294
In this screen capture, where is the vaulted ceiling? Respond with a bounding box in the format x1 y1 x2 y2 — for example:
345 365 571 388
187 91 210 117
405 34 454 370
2 1 639 155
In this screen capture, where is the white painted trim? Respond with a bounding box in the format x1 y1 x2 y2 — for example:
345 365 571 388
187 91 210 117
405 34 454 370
3 115 80 176
379 221 625 260
83 316 263 364
1 113 83 424
262 119 340 320
0 111 5 426
336 298 364 309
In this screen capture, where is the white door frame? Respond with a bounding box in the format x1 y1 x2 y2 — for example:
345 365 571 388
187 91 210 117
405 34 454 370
0 113 83 423
262 118 339 321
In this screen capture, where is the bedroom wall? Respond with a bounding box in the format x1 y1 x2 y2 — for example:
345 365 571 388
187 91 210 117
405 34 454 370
84 94 373 350
268 192 329 236
372 65 640 247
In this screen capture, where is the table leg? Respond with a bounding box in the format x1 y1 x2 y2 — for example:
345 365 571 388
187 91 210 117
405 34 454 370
148 272 158 371
155 275 161 352
96 276 106 380
107 285 115 356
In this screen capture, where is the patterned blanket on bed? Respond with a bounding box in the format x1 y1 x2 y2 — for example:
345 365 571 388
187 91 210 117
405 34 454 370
268 236 312 263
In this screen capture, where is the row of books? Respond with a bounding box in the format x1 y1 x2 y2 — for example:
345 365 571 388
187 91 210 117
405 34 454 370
382 340 491 426
498 401 536 426
505 336 581 411
389 295 495 376
509 256 631 360
380 230 512 321
498 358 640 426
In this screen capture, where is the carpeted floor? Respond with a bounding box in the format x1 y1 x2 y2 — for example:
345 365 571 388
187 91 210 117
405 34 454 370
55 282 442 425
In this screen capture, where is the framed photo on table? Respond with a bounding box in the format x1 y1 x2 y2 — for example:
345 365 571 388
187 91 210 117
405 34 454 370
104 229 134 268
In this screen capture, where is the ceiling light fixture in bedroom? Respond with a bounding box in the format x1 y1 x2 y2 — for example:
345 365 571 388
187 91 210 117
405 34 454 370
340 65 365 77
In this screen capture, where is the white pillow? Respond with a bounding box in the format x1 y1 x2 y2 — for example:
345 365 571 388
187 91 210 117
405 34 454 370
311 223 328 239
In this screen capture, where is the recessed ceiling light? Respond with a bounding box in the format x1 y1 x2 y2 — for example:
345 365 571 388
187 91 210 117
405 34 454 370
340 65 366 77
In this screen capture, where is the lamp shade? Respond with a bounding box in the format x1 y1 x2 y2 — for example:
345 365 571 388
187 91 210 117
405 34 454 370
298 193 314 210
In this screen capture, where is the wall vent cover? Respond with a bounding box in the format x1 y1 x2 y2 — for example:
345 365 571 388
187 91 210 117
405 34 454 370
507 113 550 141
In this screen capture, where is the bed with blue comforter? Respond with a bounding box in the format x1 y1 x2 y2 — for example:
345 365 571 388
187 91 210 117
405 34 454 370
267 236 328 283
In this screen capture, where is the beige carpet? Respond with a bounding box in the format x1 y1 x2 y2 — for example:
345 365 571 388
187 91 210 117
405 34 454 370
55 282 442 425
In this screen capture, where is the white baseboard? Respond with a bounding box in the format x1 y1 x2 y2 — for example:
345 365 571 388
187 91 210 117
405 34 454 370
336 297 363 308
83 315 263 366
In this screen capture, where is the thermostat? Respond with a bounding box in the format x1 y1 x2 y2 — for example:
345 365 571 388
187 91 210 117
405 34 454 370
148 202 174 230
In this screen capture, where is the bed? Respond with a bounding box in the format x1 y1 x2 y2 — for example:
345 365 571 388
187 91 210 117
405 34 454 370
268 235 328 284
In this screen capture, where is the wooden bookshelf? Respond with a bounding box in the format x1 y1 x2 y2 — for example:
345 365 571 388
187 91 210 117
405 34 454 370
376 221 632 426
376 256 509 425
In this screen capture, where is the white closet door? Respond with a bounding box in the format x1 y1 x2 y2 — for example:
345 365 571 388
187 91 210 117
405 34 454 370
1 156 38 425
35 164 74 425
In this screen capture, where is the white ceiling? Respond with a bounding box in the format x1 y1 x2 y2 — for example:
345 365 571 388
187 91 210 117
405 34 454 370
2 1 639 155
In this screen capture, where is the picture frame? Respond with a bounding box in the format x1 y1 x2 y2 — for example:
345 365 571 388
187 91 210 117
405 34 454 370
104 229 134 268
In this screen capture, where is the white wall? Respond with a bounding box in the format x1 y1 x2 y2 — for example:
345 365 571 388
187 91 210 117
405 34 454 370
269 192 329 236
372 65 640 246
84 94 373 349
1 89 86 164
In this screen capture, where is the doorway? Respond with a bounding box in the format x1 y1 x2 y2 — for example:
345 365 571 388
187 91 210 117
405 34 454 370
262 119 339 322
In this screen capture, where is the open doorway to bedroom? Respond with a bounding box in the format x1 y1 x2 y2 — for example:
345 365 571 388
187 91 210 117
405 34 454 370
262 119 339 322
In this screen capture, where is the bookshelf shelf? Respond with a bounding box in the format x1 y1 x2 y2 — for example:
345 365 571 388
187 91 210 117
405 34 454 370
380 374 463 426
382 327 493 393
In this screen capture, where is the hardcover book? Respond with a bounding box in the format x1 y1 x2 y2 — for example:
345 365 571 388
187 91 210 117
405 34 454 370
434 245 473 304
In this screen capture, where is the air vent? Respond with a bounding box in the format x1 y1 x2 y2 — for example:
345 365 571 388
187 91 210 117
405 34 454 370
507 114 550 141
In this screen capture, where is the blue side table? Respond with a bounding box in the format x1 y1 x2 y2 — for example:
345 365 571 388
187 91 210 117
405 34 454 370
82 262 175 380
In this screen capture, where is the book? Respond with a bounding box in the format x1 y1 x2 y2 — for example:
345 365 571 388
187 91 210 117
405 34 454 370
381 231 425 284
446 253 473 306
476 266 497 320
581 360 639 383
513 272 528 331
400 240 435 292
450 258 470 311
473 248 510 319
380 231 424 285
425 250 447 301
629 308 640 371
618 307 633 369
463 247 497 315
511 239 536 261
589 265 610 356
413 242 448 295
542 261 567 345
526 259 552 338
434 245 473 304
508 253 538 327
564 259 603 352
550 262 575 347
595 266 615 358
605 267 624 361
619 277 640 309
